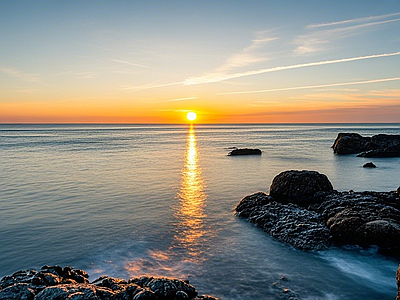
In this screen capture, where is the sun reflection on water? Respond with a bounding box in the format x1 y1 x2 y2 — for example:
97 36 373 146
174 124 207 257
124 125 208 277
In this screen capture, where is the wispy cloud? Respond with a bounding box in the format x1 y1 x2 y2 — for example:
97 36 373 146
105 58 150 69
14 88 41 93
55 70 97 79
307 12 400 29
122 81 182 91
185 52 400 85
296 13 400 54
1 67 41 83
216 31 277 72
218 77 400 95
166 96 197 102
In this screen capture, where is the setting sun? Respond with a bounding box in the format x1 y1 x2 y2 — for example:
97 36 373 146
187 112 197 121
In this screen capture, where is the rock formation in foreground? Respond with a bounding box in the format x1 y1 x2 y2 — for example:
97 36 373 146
397 264 400 300
0 265 218 300
332 133 400 157
235 170 400 254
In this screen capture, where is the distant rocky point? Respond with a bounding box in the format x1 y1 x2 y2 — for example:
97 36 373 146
228 148 262 156
235 170 400 255
0 265 218 300
332 133 400 157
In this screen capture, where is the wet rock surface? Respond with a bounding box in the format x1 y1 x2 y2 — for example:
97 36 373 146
235 170 400 255
269 170 333 206
236 192 332 250
397 264 400 300
0 266 218 300
332 133 400 157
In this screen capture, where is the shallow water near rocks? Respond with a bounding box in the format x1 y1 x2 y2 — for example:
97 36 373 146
1 123 399 299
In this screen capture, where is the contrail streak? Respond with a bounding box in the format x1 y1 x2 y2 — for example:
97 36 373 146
218 77 400 95
185 51 400 85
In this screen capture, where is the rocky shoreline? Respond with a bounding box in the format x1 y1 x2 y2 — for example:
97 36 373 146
0 265 218 300
332 132 400 157
235 170 400 254
235 169 400 299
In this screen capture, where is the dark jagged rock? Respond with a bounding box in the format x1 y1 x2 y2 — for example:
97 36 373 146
228 148 262 156
363 162 376 168
332 133 400 157
332 133 371 154
397 264 400 300
235 195 333 250
235 192 274 218
0 266 218 300
310 190 400 254
235 170 400 255
0 283 35 300
129 277 198 299
358 144 400 157
269 170 333 206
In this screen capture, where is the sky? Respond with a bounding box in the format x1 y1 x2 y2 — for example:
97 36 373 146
1 0 399 123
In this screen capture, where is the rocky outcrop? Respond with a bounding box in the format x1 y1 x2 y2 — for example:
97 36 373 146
236 192 332 250
332 133 371 154
0 266 218 300
332 133 400 157
310 190 400 254
228 148 262 156
357 144 400 158
269 170 333 206
235 170 400 255
397 264 400 300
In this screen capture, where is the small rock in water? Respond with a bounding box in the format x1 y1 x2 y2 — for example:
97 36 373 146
363 162 376 168
228 148 262 156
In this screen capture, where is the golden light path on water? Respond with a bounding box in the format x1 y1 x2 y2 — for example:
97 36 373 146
174 124 207 257
125 124 208 276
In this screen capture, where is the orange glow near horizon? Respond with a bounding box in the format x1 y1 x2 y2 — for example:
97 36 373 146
1 93 399 123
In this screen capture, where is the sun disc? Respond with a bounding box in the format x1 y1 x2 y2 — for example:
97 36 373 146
187 112 197 121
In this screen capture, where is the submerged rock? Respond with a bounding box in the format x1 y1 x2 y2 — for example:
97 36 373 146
228 148 262 156
332 133 400 157
269 170 333 206
235 170 400 255
0 266 218 300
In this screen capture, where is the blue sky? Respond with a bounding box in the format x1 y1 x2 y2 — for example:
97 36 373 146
1 1 399 123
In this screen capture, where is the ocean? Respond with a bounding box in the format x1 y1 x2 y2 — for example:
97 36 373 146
1 123 399 299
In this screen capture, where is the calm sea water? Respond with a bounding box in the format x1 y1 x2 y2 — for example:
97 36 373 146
1 124 399 299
